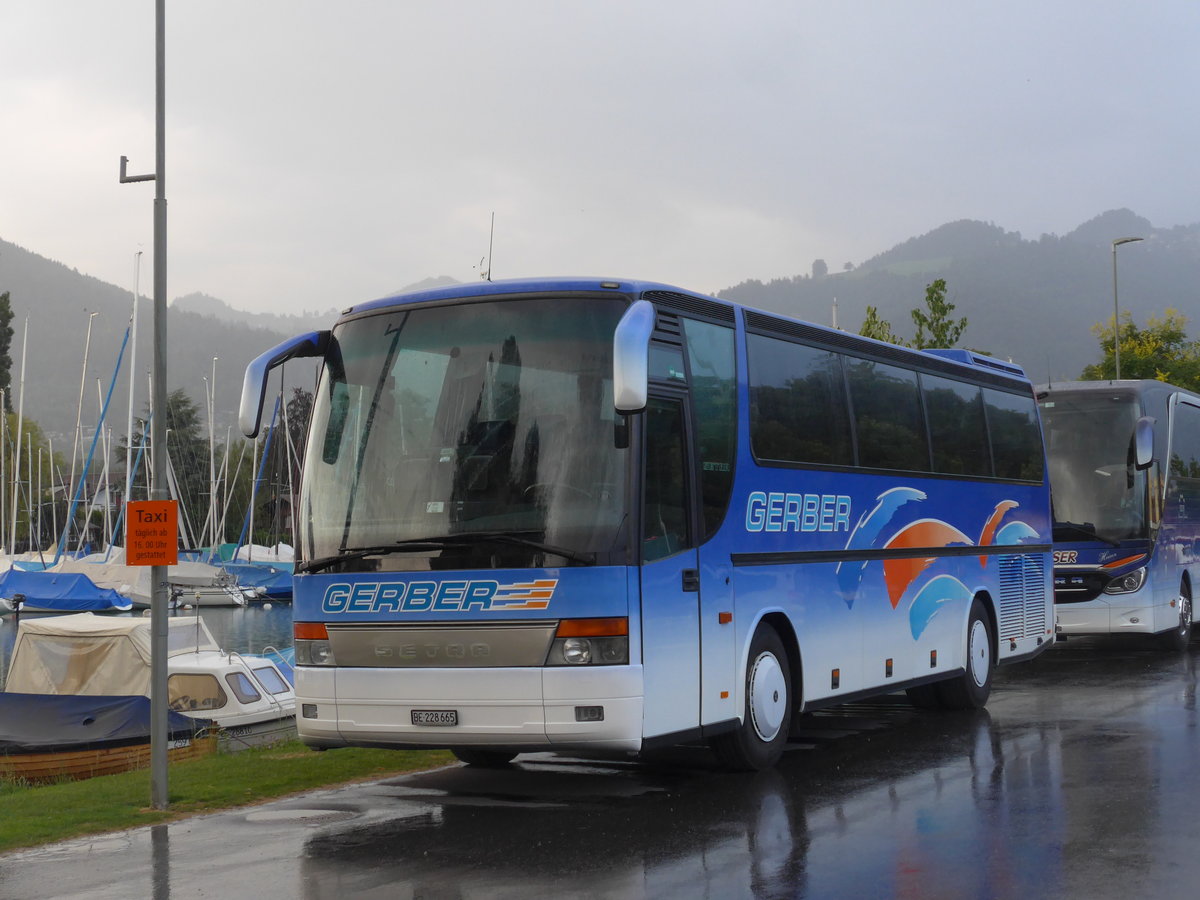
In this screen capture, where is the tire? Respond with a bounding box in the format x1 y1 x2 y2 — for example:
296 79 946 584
936 597 994 710
711 623 793 771
1157 582 1192 652
451 748 518 767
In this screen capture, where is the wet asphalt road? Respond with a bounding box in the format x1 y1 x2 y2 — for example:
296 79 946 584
3 636 1200 900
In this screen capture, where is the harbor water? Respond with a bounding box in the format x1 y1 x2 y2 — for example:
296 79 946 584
0 603 294 691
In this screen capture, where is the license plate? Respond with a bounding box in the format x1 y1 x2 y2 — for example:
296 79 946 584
411 709 458 726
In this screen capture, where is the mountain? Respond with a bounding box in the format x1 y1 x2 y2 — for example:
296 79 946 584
172 293 336 335
4 211 1200 442
719 209 1200 384
0 238 311 443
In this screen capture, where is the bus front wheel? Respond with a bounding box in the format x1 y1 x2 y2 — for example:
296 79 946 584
935 598 994 710
1157 582 1193 651
711 623 792 771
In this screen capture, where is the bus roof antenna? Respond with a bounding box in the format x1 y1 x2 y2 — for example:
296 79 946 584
480 211 494 282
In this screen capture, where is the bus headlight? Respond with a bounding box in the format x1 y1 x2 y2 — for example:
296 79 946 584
546 618 629 666
294 623 335 666
563 638 591 664
295 639 335 666
1104 568 1147 594
548 636 628 666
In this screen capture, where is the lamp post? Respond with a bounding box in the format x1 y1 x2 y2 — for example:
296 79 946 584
1111 237 1144 381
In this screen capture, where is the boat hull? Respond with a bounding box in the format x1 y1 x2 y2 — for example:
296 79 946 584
0 734 216 783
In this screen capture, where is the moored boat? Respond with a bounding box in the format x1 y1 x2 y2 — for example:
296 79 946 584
0 693 213 783
5 613 295 751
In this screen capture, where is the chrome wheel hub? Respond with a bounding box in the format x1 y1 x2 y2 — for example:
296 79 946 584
748 651 787 742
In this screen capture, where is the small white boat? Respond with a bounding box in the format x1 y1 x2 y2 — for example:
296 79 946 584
4 612 295 751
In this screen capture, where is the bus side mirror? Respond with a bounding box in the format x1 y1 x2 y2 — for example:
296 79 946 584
240 331 330 437
1134 416 1154 470
613 300 655 413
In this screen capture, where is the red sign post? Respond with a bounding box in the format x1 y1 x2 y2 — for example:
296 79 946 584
126 500 179 566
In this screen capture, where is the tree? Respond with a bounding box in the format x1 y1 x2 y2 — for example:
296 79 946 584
859 306 907 345
2 414 62 550
811 259 828 279
1081 308 1200 389
0 292 14 412
125 389 211 543
857 278 969 351
911 278 967 350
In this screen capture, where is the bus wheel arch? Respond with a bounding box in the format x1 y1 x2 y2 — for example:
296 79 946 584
935 592 996 710
1157 576 1193 651
710 615 797 771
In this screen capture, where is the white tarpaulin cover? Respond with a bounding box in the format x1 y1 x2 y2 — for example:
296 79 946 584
5 613 220 696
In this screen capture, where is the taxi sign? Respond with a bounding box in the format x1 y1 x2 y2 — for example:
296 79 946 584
126 500 179 566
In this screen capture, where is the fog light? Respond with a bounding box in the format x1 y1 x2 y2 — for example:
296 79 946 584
575 706 604 722
563 638 592 665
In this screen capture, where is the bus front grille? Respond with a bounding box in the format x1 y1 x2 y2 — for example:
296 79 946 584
325 623 558 668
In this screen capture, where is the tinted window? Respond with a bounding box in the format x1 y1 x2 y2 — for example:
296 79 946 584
252 665 291 696
985 388 1044 481
682 319 736 538
1170 402 1200 477
748 335 852 465
643 399 691 562
923 374 991 476
224 671 263 704
847 360 929 471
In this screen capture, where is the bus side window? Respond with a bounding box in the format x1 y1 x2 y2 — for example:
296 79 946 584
643 399 692 562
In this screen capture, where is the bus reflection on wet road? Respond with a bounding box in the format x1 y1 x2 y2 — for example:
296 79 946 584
4 637 1200 900
299 638 1200 899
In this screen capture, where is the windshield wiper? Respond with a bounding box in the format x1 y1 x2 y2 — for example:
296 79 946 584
298 532 594 574
298 542 449 574
1053 521 1121 548
408 532 595 566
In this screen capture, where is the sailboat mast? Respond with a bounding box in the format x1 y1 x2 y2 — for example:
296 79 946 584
68 312 99 548
10 318 28 550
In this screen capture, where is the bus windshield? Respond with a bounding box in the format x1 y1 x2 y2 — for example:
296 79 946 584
1039 390 1148 544
299 296 632 571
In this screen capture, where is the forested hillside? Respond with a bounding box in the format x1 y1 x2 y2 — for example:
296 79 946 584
4 207 1200 442
721 209 1200 384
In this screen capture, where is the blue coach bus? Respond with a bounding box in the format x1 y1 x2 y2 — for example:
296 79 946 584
1038 379 1200 650
241 277 1052 770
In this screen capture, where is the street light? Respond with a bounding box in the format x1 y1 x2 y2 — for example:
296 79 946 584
1112 236 1144 381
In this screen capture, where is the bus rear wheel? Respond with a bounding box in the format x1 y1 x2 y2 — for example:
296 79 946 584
451 748 518 767
1157 582 1192 651
711 622 792 771
935 597 994 710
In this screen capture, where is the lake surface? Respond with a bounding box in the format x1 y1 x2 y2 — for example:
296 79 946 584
0 603 294 691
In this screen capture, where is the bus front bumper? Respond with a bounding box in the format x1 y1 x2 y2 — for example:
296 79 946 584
295 665 644 753
1055 597 1157 636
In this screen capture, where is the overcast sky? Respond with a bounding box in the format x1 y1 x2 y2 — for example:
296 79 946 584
2 2 1197 316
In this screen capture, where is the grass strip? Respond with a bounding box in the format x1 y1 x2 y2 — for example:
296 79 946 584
0 741 453 855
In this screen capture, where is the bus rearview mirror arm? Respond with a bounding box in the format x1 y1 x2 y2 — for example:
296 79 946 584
613 300 655 413
240 331 330 438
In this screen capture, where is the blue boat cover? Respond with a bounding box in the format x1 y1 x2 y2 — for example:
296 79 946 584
222 562 294 599
0 693 206 753
0 569 132 612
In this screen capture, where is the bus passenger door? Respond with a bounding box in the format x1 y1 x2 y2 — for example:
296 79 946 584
639 396 702 739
